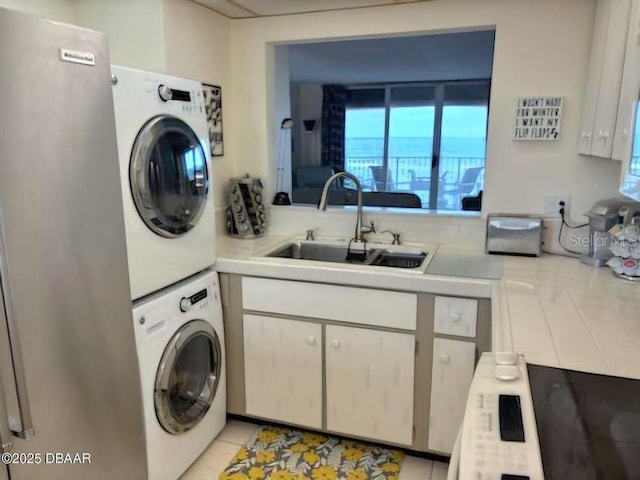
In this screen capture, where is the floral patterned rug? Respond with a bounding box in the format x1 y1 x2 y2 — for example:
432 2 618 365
219 426 405 480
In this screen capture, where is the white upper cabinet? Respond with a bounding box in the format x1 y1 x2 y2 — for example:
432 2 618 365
579 0 632 158
613 1 640 161
616 1 640 200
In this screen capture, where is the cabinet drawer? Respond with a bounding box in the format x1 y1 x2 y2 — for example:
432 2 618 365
242 277 417 330
434 296 477 337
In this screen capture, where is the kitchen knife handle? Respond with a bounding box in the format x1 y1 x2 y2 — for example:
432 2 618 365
0 209 35 440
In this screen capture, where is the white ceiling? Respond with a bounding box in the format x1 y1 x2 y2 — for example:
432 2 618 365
192 0 432 18
288 30 496 84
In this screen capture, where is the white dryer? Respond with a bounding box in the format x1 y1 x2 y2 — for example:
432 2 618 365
111 65 216 300
132 269 226 480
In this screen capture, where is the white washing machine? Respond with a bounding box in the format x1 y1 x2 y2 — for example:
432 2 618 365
111 65 216 300
133 269 226 480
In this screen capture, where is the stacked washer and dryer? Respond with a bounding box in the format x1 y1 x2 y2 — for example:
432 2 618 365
111 66 226 480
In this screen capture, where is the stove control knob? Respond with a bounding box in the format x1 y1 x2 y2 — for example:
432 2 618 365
158 85 173 102
495 352 519 366
179 297 191 312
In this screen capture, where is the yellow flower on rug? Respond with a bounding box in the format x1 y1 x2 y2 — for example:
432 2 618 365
311 466 337 480
235 448 249 461
302 432 327 447
255 450 276 463
381 463 401 473
289 443 309 453
346 468 368 480
302 451 320 465
219 426 405 480
343 448 364 462
248 467 265 480
270 472 294 480
220 472 249 480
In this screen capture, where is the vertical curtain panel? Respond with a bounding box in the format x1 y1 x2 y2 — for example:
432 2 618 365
321 85 348 173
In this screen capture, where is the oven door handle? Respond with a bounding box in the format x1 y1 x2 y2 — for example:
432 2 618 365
447 425 463 480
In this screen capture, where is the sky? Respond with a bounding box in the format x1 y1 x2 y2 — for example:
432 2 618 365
345 106 488 138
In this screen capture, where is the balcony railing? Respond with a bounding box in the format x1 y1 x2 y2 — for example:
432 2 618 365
344 156 485 209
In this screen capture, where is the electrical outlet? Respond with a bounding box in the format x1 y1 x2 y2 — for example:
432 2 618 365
544 194 571 217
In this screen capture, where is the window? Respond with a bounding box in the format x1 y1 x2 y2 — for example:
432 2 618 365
344 81 489 210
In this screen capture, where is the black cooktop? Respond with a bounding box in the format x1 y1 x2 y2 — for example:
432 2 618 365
528 364 640 480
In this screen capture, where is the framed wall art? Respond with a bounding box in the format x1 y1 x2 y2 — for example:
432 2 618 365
513 96 563 141
202 83 224 156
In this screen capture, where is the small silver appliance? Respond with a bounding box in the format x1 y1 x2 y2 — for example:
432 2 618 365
580 199 640 267
486 214 543 256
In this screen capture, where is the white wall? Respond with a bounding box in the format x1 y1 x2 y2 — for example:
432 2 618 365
229 0 622 218
291 83 323 167
0 0 75 23
288 30 495 84
163 0 232 207
73 0 167 72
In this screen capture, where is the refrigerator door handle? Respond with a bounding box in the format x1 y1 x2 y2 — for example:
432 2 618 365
0 376 12 452
0 211 35 440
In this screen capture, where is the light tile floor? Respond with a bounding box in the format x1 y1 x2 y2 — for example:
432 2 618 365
181 420 449 480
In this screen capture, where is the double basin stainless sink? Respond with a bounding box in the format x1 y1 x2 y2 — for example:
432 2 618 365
264 240 430 271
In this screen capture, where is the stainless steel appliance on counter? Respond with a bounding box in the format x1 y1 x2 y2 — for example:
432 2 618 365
0 7 146 480
486 214 543 256
449 353 640 480
581 198 640 267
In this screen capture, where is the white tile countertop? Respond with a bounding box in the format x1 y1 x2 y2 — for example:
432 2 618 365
215 234 640 380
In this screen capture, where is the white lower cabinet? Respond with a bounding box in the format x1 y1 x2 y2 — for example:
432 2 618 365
243 314 322 429
325 325 415 446
428 338 476 454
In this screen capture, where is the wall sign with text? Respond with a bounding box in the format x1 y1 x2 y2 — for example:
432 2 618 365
513 96 563 141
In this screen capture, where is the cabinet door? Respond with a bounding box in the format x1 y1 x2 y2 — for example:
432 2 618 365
613 0 640 161
579 0 610 155
428 338 475 454
590 0 632 158
326 325 415 445
243 314 322 428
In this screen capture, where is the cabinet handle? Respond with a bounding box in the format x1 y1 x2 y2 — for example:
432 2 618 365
439 353 450 364
306 336 316 346
449 313 461 323
330 339 341 349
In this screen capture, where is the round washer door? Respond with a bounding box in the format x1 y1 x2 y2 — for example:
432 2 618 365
154 320 222 435
130 115 208 238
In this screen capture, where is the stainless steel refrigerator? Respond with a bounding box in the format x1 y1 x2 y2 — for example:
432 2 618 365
0 7 147 480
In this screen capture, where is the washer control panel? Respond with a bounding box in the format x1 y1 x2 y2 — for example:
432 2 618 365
179 288 208 313
458 353 544 480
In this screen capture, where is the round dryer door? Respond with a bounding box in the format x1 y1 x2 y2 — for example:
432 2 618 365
130 115 209 238
154 320 222 435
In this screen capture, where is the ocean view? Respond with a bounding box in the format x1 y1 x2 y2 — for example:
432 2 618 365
346 136 487 159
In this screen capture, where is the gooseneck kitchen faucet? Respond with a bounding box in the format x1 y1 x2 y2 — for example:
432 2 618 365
317 172 375 243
